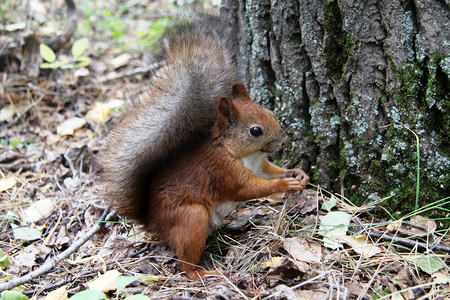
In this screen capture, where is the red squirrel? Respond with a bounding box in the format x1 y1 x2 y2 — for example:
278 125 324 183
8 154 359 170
102 17 309 279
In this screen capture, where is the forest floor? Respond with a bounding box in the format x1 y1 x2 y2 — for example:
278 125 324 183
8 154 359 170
0 1 449 299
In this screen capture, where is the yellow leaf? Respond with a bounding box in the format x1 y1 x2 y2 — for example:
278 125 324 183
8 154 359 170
85 100 124 123
45 285 68 300
261 256 284 268
88 270 121 292
0 177 17 192
337 235 382 257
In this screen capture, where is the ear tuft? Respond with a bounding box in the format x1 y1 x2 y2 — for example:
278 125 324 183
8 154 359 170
231 82 250 100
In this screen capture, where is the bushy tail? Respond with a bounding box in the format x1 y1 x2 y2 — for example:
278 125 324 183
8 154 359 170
102 16 241 224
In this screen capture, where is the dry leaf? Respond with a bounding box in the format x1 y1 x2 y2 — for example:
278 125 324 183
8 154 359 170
283 236 322 263
22 198 55 223
56 117 87 136
410 215 437 233
432 270 450 284
85 99 124 122
110 53 131 69
262 256 284 268
387 220 402 232
45 285 68 300
88 270 121 292
336 235 382 258
267 257 308 279
0 105 16 121
0 177 17 192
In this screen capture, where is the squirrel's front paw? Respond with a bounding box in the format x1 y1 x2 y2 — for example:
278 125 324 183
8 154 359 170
282 169 309 191
281 177 305 192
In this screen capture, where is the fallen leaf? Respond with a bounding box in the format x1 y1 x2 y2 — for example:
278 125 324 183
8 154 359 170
98 232 135 263
70 289 107 300
0 249 11 268
56 117 87 136
0 290 29 300
410 255 446 274
11 224 42 241
45 285 68 300
110 53 131 69
85 99 125 122
283 236 322 263
432 270 450 284
22 198 54 223
0 105 16 122
88 270 121 292
0 177 17 192
267 257 308 280
116 276 141 294
13 244 39 268
336 235 382 257
318 211 352 249
262 256 284 268
410 215 437 233
321 195 337 211
386 220 402 232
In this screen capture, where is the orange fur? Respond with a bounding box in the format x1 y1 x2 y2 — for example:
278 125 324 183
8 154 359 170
142 83 309 278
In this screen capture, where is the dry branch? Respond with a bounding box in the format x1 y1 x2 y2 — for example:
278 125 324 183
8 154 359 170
368 230 450 254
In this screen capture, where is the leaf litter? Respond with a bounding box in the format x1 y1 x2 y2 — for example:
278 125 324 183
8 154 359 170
0 1 449 299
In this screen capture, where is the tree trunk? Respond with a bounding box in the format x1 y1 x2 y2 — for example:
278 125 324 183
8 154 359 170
221 0 449 214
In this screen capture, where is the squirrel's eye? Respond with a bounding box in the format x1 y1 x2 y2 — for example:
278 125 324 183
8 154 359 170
250 126 263 137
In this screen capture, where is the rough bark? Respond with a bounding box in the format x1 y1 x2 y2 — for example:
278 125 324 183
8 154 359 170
221 0 449 213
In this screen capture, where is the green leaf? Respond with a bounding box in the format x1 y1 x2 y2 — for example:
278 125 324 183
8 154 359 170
75 56 91 67
112 28 123 40
412 255 446 274
70 289 107 300
321 195 337 211
39 63 53 69
0 214 21 222
116 276 141 294
39 44 56 63
11 224 42 241
60 63 75 69
0 249 11 268
53 60 71 69
318 211 352 249
72 38 90 58
0 290 29 300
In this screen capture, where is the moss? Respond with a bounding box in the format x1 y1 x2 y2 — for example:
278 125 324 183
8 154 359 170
323 0 354 78
348 54 450 226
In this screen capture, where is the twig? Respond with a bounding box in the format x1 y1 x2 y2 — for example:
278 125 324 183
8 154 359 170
22 270 93 296
368 230 450 253
0 207 116 293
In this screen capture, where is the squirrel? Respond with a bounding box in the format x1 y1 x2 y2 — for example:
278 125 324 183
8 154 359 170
102 17 309 279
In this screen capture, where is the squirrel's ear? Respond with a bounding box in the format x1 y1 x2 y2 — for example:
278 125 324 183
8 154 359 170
217 96 239 131
231 82 251 101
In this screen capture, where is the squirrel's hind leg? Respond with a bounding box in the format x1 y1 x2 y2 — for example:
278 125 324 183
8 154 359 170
171 203 211 279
